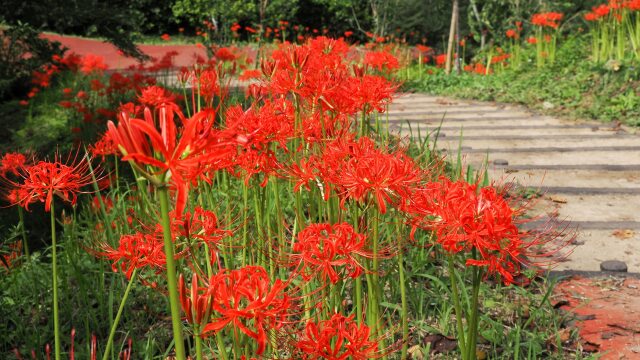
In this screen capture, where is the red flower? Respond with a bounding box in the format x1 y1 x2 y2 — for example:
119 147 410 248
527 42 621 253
202 266 291 355
506 29 519 39
295 313 381 360
161 33 171 41
79 54 107 74
341 75 397 115
531 12 563 29
178 273 213 328
89 132 119 158
215 47 237 62
172 207 232 255
6 153 93 212
107 102 245 214
363 51 400 72
138 85 176 107
239 69 262 81
435 53 447 67
325 136 421 214
406 178 539 285
0 152 28 176
99 231 166 279
194 68 220 104
291 223 367 284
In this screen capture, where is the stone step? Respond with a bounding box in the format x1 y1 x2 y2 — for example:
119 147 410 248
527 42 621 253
462 150 640 166
389 123 622 137
550 229 640 273
488 168 640 190
437 136 640 150
394 93 640 274
525 194 640 223
387 112 543 121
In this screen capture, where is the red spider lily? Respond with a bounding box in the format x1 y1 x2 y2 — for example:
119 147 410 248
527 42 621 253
295 313 382 360
627 0 640 11
4 153 94 212
405 177 564 285
340 74 397 115
324 136 422 214
79 54 107 74
138 85 176 107
215 47 237 62
107 100 245 214
291 223 368 284
506 29 519 39
531 12 564 29
0 152 28 176
89 132 119 159
239 69 262 81
99 231 166 279
202 266 291 355
1 240 22 270
225 100 295 149
363 51 400 72
288 156 327 199
178 273 213 327
91 194 114 213
171 206 233 257
193 68 221 105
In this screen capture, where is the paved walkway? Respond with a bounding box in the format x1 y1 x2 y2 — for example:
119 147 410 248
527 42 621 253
43 33 207 69
389 93 640 359
389 92 640 274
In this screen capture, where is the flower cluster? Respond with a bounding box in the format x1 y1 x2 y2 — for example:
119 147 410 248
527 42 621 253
531 12 564 29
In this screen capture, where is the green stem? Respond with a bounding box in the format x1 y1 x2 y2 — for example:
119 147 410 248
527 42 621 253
158 187 187 360
242 183 249 267
466 265 482 360
216 332 229 360
396 221 408 360
355 277 363 325
101 269 137 360
448 256 467 358
51 201 61 360
195 328 203 360
18 206 29 258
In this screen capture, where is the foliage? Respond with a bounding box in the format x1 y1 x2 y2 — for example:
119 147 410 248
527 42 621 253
1 0 149 58
0 23 64 100
407 36 640 126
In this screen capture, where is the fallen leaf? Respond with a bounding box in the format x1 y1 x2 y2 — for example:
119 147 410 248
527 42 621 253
435 98 457 106
408 345 423 360
423 334 457 353
549 195 567 204
612 229 635 239
476 349 487 360
581 341 600 352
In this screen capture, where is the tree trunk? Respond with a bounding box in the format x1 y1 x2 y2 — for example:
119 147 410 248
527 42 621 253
445 0 459 74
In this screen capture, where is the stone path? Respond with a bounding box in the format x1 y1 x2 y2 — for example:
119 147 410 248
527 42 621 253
388 92 640 274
